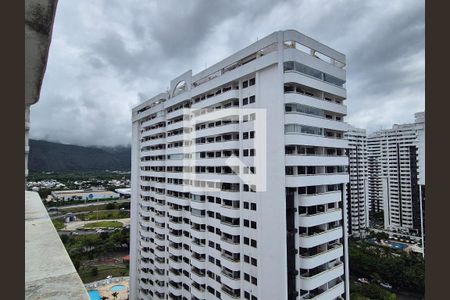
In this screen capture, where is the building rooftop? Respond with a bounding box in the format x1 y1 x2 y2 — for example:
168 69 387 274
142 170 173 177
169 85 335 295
132 29 347 114
25 191 89 299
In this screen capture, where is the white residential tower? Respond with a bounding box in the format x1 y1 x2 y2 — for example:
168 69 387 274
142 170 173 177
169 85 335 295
130 30 350 300
367 112 425 236
344 127 368 237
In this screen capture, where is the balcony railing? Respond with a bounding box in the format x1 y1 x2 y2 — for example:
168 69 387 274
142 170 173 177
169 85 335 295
25 191 89 299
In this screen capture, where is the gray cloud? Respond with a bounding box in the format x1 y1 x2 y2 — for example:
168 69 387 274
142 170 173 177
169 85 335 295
30 0 425 146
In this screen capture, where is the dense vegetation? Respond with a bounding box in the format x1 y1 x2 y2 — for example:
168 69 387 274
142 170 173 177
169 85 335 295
62 229 129 258
78 265 128 283
349 239 425 295
28 139 131 172
28 170 130 183
61 229 130 281
350 281 397 300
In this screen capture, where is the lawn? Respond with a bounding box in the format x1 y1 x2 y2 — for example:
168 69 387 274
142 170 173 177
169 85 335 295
52 219 65 230
83 221 123 229
78 264 128 283
82 210 129 221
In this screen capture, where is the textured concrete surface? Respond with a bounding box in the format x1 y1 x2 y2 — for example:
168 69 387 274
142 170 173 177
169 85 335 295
25 191 89 299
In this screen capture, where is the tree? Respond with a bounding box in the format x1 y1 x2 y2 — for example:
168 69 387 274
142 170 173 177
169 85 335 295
60 234 70 244
72 258 81 270
101 297 109 300
106 203 116 210
111 292 119 299
91 267 98 277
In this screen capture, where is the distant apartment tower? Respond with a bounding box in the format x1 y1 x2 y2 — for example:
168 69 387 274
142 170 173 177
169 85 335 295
367 112 425 236
344 127 368 237
366 142 380 217
130 30 350 300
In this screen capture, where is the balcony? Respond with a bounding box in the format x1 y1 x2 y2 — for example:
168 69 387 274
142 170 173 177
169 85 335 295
285 132 348 149
298 208 343 227
298 191 341 206
25 191 89 299
284 71 346 99
285 113 348 132
299 261 344 291
299 227 343 248
284 87 346 115
221 284 240 299
304 281 345 300
286 173 349 187
299 244 344 269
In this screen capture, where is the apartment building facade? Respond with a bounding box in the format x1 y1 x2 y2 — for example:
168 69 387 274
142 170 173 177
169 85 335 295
367 112 425 236
344 127 368 237
130 30 350 300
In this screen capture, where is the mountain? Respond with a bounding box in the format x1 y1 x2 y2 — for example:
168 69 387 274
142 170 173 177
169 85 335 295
28 139 131 172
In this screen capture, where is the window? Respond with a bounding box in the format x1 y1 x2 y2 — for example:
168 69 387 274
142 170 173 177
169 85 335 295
243 184 249 192
244 237 250 245
249 78 255 86
251 257 257 266
244 255 250 263
243 132 249 139
244 219 249 227
243 97 248 105
249 95 255 103
250 131 255 138
251 239 257 248
244 273 250 281
283 61 346 87
243 149 249 156
286 166 294 175
285 124 323 136
243 80 248 88
250 149 255 156
324 73 345 87
244 202 249 209
251 221 257 229
251 203 257 211
251 277 257 285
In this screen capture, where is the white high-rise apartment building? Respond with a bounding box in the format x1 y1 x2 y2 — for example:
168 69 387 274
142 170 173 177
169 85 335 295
367 112 425 236
130 30 349 300
344 127 368 237
367 135 384 215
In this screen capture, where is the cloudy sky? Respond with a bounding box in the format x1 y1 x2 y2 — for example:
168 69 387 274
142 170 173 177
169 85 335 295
30 0 425 147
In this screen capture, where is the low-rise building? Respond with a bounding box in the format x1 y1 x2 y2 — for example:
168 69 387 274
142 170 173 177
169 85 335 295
51 189 119 201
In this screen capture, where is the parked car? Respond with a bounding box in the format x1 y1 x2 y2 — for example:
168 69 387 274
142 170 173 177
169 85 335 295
357 278 369 284
380 282 392 289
